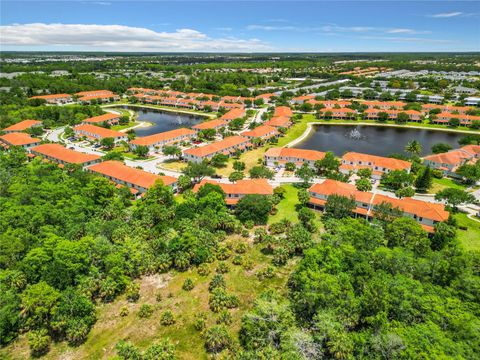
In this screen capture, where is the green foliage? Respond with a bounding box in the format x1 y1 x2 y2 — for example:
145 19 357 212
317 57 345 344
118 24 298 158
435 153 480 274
236 195 273 225
138 304 154 318
324 194 356 219
160 310 176 326
435 188 477 210
133 145 149 158
204 325 233 353
182 161 215 181
415 166 433 192
125 282 140 302
249 165 274 179
210 153 229 168
381 169 414 191
28 329 51 358
355 177 372 192
182 278 194 291
431 142 453 154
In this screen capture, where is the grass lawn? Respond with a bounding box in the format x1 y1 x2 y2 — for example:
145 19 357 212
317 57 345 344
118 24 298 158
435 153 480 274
454 212 480 252
268 184 300 224
111 121 136 131
429 177 467 194
160 160 187 172
3 235 298 360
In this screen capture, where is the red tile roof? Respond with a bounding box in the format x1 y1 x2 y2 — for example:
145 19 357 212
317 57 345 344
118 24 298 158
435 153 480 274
0 132 41 146
30 93 71 100
309 179 374 204
183 136 249 158
342 152 411 171
192 119 227 130
82 113 120 124
274 106 293 117
264 116 292 128
88 160 176 188
130 128 195 146
220 108 246 121
3 119 42 132
265 147 326 161
31 143 100 164
193 179 273 198
242 125 278 138
74 124 126 139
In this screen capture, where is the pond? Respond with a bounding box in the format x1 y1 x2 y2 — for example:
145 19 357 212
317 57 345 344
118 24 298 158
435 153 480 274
296 124 467 156
120 106 205 136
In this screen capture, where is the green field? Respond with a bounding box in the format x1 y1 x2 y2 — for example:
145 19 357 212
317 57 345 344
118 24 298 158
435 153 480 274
429 177 467 194
268 184 300 224
454 213 480 252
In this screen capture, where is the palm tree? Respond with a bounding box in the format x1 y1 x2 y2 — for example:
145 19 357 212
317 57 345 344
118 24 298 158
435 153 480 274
405 140 422 156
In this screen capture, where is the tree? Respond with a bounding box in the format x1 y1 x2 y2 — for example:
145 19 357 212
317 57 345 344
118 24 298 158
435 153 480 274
236 195 273 225
295 163 315 185
373 201 402 226
28 329 51 357
102 151 124 161
162 145 181 159
182 161 215 182
455 162 480 184
357 168 372 179
285 162 296 171
198 128 216 141
177 175 192 192
431 143 452 154
381 170 414 191
249 165 274 179
21 281 60 330
314 152 339 176
356 178 372 192
449 118 460 127
395 186 415 199
210 153 229 168
229 171 244 183
385 217 429 255
233 160 245 171
378 112 389 122
297 188 310 206
396 112 409 123
204 325 232 353
100 137 115 150
435 188 476 211
133 145 149 158
324 195 355 219
415 166 433 192
405 140 422 156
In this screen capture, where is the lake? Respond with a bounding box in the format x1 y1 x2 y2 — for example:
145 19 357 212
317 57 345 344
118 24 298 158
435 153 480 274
121 106 205 136
296 124 467 156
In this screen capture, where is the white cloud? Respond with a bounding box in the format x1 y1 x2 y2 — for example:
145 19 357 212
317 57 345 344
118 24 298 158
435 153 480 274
246 24 374 33
387 28 431 35
429 12 463 18
0 23 271 52
246 24 299 31
359 35 453 44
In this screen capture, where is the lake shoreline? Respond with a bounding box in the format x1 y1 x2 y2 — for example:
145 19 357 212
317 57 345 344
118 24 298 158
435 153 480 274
286 121 477 148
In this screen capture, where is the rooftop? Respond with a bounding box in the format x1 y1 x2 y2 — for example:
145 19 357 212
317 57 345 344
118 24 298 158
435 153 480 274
31 143 101 164
3 119 42 132
130 128 195 146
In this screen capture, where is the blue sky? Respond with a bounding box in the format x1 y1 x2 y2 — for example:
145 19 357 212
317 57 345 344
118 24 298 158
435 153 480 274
1 1 479 52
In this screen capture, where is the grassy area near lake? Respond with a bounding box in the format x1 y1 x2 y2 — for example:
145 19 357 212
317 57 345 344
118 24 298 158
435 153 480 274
454 212 480 252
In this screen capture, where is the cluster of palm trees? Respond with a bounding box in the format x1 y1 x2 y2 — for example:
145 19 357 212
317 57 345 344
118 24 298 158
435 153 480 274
405 139 422 157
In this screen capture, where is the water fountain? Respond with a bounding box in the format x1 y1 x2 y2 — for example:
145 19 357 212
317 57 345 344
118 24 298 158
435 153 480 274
348 127 362 140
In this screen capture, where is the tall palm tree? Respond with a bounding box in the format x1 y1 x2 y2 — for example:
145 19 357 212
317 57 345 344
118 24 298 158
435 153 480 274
405 140 422 156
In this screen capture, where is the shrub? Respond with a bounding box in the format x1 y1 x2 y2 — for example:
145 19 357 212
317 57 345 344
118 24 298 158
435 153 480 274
272 246 290 266
209 288 239 312
125 282 140 303
115 340 141 360
160 310 176 326
243 259 254 271
120 306 129 317
241 229 250 238
155 292 163 303
216 246 231 260
235 243 248 254
232 255 243 266
138 304 154 318
28 329 51 357
256 266 275 280
216 262 230 274
244 220 255 229
204 326 233 353
209 274 226 292
182 278 194 291
197 263 210 276
193 313 207 331
216 310 232 325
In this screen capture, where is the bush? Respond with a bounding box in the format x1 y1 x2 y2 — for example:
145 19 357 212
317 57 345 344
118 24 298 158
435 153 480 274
197 263 210 276
138 304 154 318
115 340 141 360
232 255 243 266
256 266 275 280
160 310 176 326
155 292 163 303
216 246 231 260
209 288 239 312
241 229 250 238
235 243 248 254
209 274 226 292
272 246 290 266
193 313 207 331
216 262 230 274
125 282 140 303
216 310 232 325
182 278 194 291
244 220 255 229
28 329 51 358
120 306 129 317
243 259 254 271
204 325 233 353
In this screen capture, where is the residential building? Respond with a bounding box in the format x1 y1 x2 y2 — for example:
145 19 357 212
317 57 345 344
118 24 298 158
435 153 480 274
75 90 115 98
364 108 422 122
320 107 357 119
82 113 121 126
78 93 120 104
192 119 227 132
241 125 278 140
464 97 480 106
423 145 480 177
340 152 411 179
431 112 480 126
193 179 273 205
73 124 127 142
220 108 246 121
362 100 407 110
3 119 42 133
129 128 196 152
31 143 101 168
0 132 41 149
264 147 325 168
263 116 292 128
274 106 294 117
29 93 73 104
308 179 448 232
422 104 474 115
87 160 177 196
183 136 251 163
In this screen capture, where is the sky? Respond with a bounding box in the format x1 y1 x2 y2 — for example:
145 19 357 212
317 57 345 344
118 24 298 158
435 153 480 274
0 0 479 52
